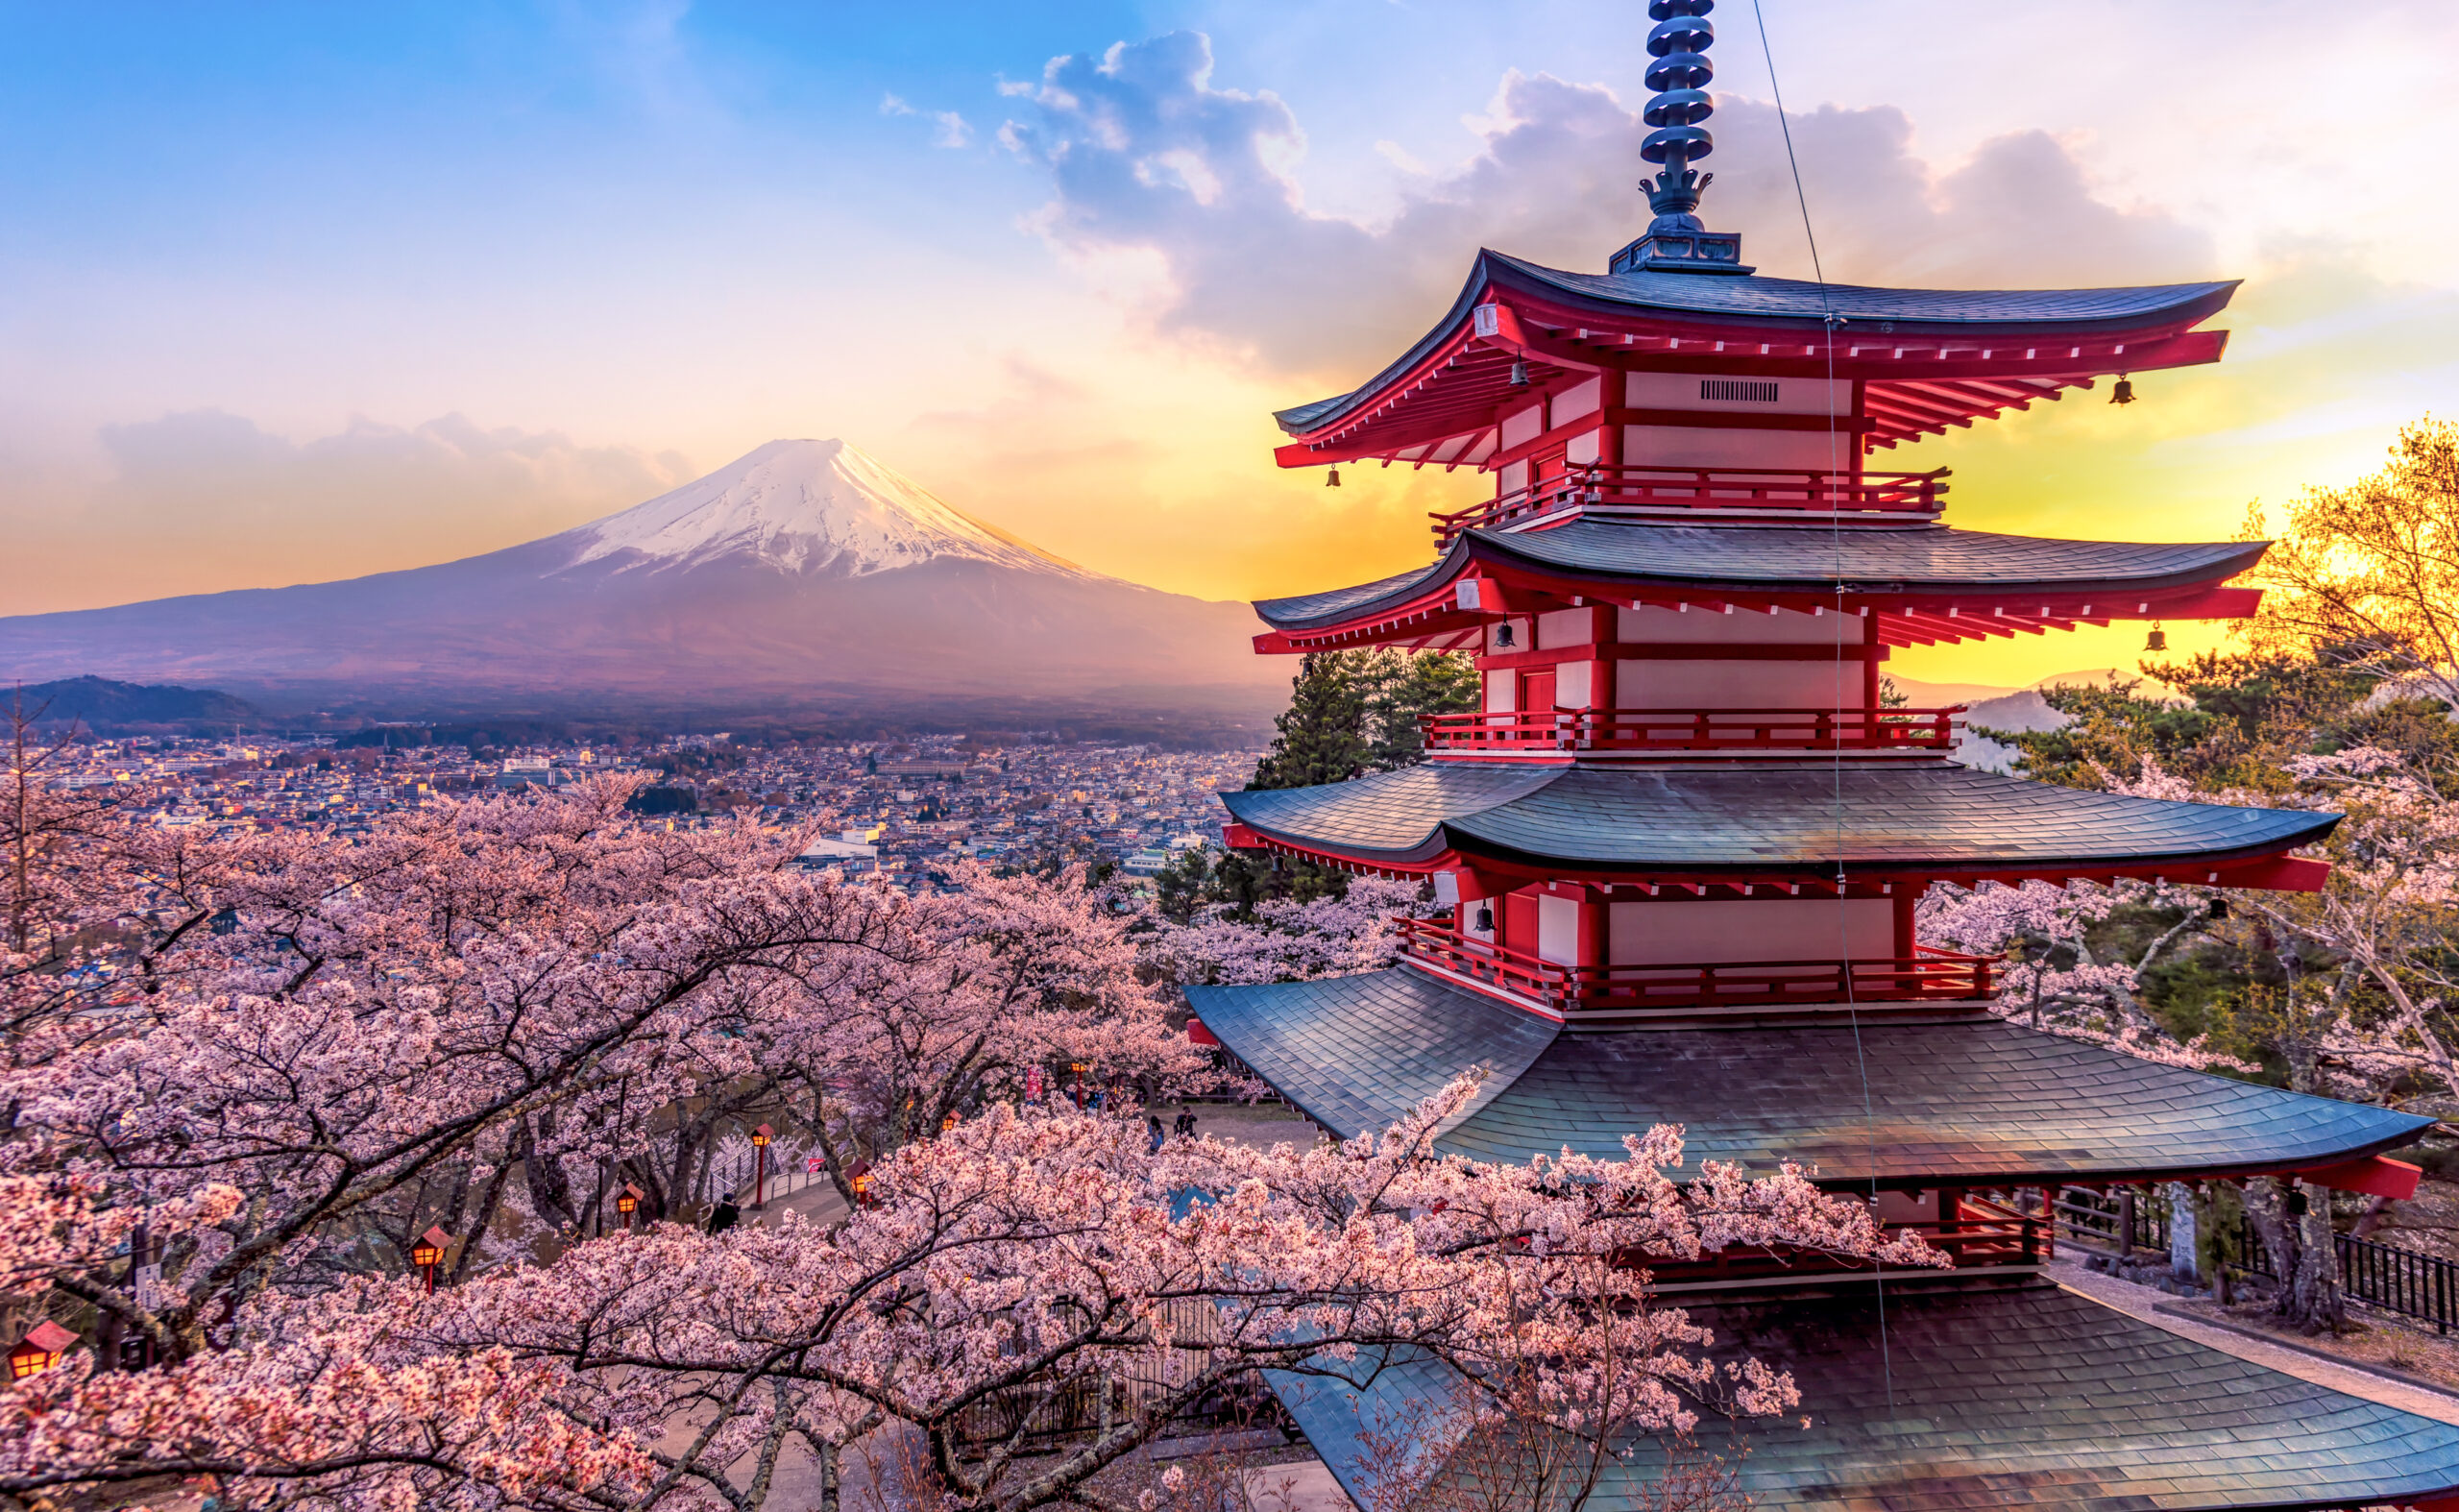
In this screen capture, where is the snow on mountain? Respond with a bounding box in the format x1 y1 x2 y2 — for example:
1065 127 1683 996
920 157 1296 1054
555 439 1096 580
0 436 1281 711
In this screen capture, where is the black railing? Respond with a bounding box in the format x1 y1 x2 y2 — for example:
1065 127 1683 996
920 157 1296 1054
2235 1217 2459 1336
2053 1184 2459 1337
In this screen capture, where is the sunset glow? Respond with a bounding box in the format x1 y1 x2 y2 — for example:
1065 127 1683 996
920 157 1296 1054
5 2 2455 690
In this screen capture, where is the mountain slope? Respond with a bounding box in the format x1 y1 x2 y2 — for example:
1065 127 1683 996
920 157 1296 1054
0 440 1283 711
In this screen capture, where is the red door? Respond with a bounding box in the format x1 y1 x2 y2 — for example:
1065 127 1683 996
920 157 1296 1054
1518 669 1557 745
1503 892 1540 960
1530 446 1569 498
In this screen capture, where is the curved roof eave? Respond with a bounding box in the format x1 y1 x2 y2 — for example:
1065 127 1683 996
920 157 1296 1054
1251 523 2270 634
1219 761 2342 875
1274 249 2241 439
1192 967 2428 1187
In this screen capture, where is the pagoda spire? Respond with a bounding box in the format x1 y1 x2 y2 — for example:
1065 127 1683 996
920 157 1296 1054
1610 0 1754 276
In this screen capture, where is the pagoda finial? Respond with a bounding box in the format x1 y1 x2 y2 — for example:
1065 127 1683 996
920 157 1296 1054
1611 0 1753 277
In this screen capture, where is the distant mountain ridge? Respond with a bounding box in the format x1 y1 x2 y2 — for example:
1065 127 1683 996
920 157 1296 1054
13 675 266 730
0 441 1284 715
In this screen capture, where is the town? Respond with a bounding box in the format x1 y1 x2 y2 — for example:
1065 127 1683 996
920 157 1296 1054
45 729 1250 888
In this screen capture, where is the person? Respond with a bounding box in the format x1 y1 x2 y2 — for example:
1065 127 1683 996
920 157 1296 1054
705 1196 740 1234
1174 1110 1196 1138
1147 1115 1165 1154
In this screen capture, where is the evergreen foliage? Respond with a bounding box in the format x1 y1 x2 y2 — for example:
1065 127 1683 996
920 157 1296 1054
1248 647 1480 790
1223 647 1480 914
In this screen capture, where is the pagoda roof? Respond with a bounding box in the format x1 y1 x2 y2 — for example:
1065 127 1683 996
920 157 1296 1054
1184 968 2426 1186
1275 250 2238 460
1270 1280 2459 1512
1217 760 2335 882
1254 519 2266 643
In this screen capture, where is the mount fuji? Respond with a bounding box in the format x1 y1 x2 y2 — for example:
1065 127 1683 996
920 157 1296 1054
0 440 1285 716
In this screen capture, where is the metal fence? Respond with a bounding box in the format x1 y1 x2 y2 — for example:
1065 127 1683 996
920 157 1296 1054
707 1149 829 1210
947 1297 1291 1450
2235 1219 2459 1336
2049 1184 2459 1336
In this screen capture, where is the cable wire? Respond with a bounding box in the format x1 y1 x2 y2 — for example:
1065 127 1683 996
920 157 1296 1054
1748 0 1897 1415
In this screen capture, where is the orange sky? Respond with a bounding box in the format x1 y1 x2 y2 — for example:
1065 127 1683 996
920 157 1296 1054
5 3 2455 695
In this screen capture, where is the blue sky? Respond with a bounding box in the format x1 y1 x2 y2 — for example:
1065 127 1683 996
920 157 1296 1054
7 2 2459 685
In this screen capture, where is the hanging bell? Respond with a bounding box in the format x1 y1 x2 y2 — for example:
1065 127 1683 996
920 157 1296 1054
2109 375 2135 405
1473 903 1495 934
1508 359 1531 388
1326 466 1341 488
2144 622 2167 652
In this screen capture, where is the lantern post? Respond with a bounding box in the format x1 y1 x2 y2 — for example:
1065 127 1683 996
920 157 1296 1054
409 1225 451 1294
617 1183 644 1232
751 1123 772 1208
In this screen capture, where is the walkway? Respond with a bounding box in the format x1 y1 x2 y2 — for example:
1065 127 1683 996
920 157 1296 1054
2047 1257 2459 1425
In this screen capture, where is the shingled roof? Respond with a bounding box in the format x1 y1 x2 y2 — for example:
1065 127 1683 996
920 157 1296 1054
1186 968 2425 1185
1254 520 2267 632
1218 760 2336 877
1275 251 2238 438
1270 1280 2459 1512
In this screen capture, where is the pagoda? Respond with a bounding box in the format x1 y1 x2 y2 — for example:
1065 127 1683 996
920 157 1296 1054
1184 7 2459 1508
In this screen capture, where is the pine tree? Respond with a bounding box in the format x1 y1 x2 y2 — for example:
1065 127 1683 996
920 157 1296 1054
1248 653 1371 790
1363 646 1480 770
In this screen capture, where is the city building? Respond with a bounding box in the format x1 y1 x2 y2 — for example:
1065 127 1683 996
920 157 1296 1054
1185 11 2459 1507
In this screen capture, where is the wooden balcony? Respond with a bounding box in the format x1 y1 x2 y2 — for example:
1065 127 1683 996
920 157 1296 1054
1432 464 1949 541
1645 1195 2050 1285
1398 916 1995 1014
1422 707 1963 753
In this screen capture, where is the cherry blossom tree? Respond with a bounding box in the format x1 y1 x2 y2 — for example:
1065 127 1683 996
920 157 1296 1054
0 1079 1933 1512
1141 876 1432 988
1916 874 2245 1071
0 758 1948 1511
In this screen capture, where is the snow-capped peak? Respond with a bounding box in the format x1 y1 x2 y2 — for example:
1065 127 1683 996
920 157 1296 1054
555 439 1095 579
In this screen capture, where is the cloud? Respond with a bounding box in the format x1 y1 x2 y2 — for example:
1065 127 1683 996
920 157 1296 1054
932 110 972 149
880 92 915 116
1001 34 2216 385
0 412 694 614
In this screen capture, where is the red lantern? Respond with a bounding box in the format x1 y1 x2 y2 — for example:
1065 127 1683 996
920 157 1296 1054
616 1183 644 1232
409 1225 450 1294
9 1321 76 1380
751 1124 774 1208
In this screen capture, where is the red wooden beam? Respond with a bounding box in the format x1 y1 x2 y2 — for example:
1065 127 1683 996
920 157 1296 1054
2295 1154 2422 1200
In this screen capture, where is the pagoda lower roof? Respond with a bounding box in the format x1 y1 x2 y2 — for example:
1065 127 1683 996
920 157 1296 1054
1184 967 2426 1186
1253 518 2266 635
1269 1280 2459 1512
1216 759 2335 880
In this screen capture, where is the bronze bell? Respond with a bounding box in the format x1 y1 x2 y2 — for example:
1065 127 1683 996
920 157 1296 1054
1326 467 1341 488
2110 376 2135 405
1509 359 1530 388
2145 623 2167 652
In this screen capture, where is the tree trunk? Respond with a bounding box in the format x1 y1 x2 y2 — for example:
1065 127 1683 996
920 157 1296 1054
449 1148 519 1284
2243 1176 2347 1332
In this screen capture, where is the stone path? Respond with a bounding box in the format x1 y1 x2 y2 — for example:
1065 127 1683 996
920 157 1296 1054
2048 1257 2459 1425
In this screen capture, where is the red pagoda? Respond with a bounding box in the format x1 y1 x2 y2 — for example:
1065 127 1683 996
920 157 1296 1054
1184 6 2459 1507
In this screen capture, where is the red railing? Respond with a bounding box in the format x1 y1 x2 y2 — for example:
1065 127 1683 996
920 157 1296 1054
1644 1195 2050 1284
1398 916 1995 1013
1422 707 1963 753
1433 464 1949 540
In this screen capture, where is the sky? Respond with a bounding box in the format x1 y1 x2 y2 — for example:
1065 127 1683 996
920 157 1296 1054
6 1 2459 690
